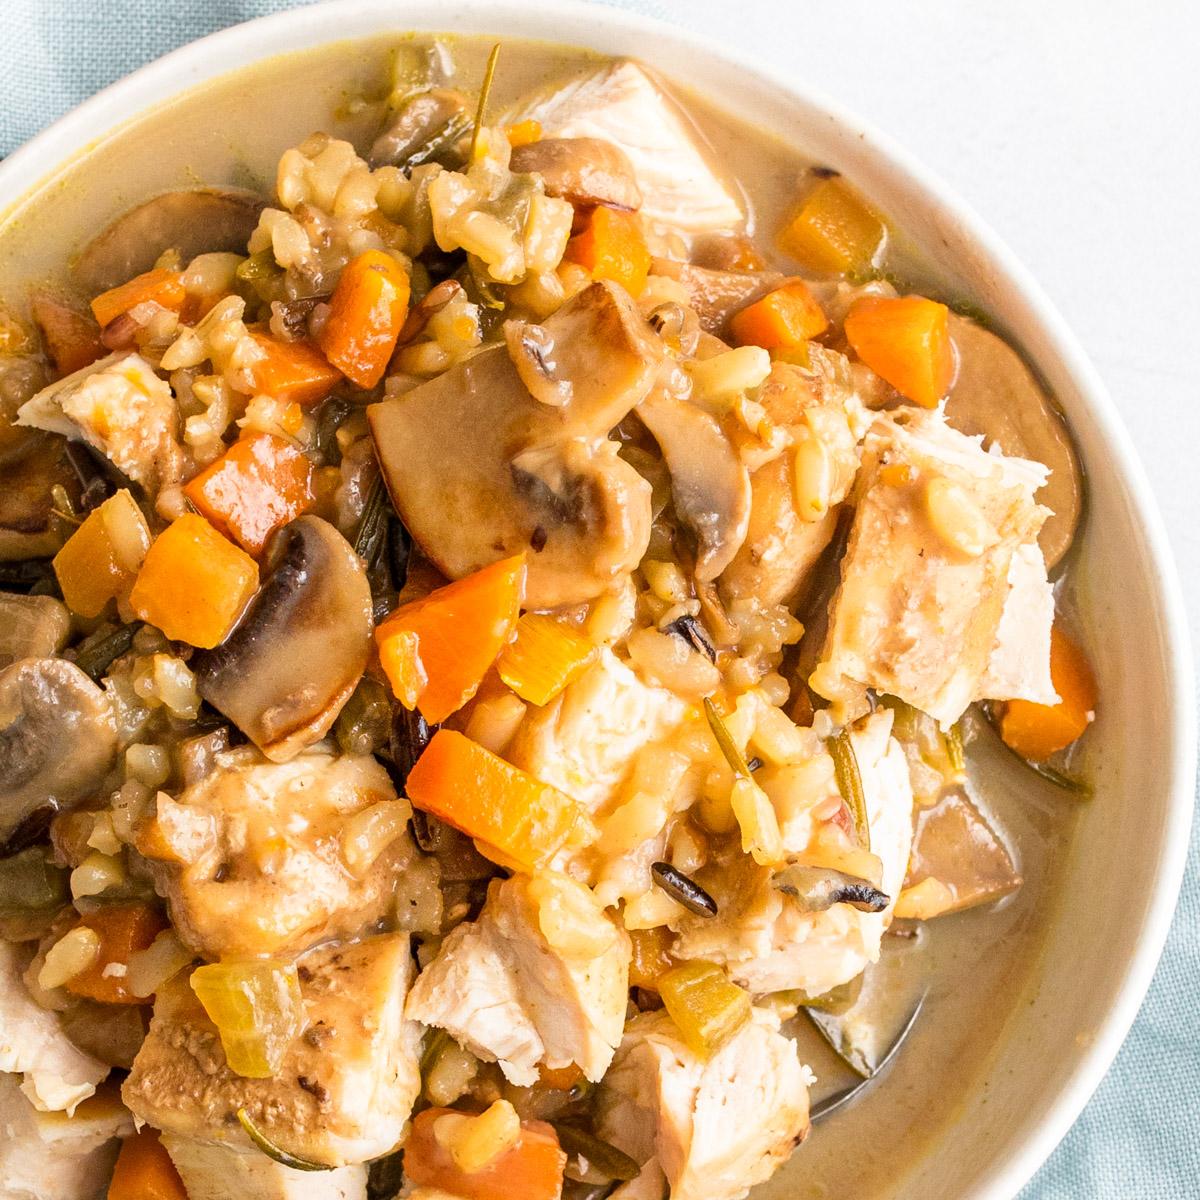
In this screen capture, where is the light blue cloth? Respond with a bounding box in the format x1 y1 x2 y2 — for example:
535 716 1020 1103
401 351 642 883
1 3 1196 1197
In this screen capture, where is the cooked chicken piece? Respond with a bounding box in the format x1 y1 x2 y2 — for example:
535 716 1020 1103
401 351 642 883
596 1008 809 1200
810 410 1053 726
510 61 744 233
649 258 782 335
0 941 109 1114
162 1136 367 1200
507 648 686 814
0 1075 132 1200
977 541 1058 703
720 360 861 608
145 746 416 960
510 136 643 211
369 281 663 607
406 873 630 1086
18 352 184 495
124 934 421 1168
672 711 914 998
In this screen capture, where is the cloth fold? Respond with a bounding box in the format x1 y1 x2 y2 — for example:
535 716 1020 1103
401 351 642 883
0 2 1195 1197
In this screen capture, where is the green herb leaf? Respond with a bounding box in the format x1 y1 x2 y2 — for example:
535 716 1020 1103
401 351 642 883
470 42 502 164
829 727 870 849
703 698 751 778
237 1108 333 1172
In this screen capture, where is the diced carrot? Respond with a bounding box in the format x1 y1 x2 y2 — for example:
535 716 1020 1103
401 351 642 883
247 331 342 406
729 281 829 349
778 177 887 276
91 268 186 329
53 489 152 619
628 926 675 991
506 119 543 147
30 290 105 376
405 729 581 870
129 513 259 648
404 1107 566 1200
317 250 411 389
108 1127 188 1200
564 206 651 296
999 625 1097 762
183 432 315 556
66 903 168 1005
376 554 526 724
538 1063 584 1091
843 294 953 408
497 613 595 707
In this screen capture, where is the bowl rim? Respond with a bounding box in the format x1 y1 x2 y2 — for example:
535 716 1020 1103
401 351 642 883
0 2 1194 1195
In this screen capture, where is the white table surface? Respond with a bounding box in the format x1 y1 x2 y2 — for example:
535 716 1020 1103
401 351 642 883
647 0 1199 662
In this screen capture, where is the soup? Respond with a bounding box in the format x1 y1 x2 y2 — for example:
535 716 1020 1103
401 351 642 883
0 35 1094 1200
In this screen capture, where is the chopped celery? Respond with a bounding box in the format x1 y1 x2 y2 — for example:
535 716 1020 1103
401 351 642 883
659 960 751 1059
190 960 304 1078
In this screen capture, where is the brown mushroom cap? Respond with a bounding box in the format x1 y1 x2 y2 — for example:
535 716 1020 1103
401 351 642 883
650 257 784 336
945 313 1083 569
0 595 70 670
510 137 643 212
74 188 266 294
193 516 372 763
0 658 118 843
369 88 471 168
368 280 664 608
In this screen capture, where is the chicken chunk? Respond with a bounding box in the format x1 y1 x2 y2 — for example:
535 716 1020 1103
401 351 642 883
145 747 416 960
123 934 421 1168
596 1009 810 1200
0 940 109 1114
511 61 744 233
162 1136 367 1200
672 711 914 998
507 648 687 813
810 410 1053 726
18 352 184 495
406 873 630 1086
369 281 663 607
720 360 861 609
0 1075 133 1200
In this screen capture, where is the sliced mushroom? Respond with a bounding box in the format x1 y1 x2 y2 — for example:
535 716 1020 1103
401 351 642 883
773 864 890 914
720 360 861 608
904 788 1022 914
945 313 1083 569
636 381 751 580
0 658 118 843
720 454 839 608
369 87 472 169
504 318 573 407
650 257 783 335
368 280 664 607
803 938 926 1081
0 430 81 562
74 188 267 294
193 516 372 763
0 595 71 669
509 136 643 211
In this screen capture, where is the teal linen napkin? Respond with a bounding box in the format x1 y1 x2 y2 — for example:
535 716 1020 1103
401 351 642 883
1 2 1196 1196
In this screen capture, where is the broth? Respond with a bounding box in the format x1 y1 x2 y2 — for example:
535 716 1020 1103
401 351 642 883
0 34 1084 1198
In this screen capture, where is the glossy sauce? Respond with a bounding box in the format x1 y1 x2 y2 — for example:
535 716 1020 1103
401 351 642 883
0 34 1082 1197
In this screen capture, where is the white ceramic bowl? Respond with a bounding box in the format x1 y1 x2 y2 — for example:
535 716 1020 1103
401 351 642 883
0 3 1193 1196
